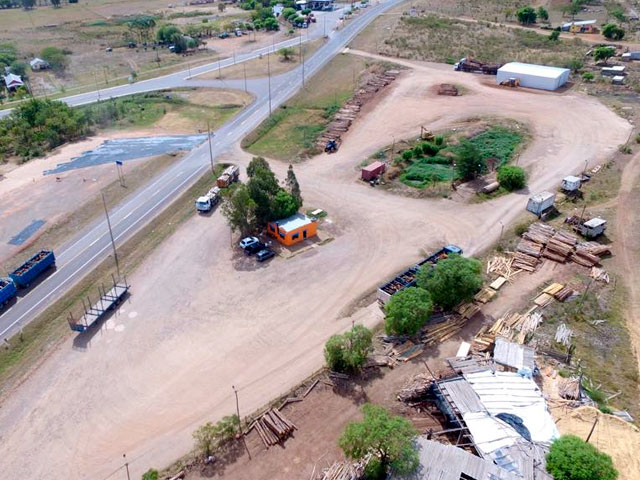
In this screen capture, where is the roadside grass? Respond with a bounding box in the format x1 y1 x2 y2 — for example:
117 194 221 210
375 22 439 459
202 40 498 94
0 153 182 275
0 165 225 395
371 14 586 67
241 53 368 161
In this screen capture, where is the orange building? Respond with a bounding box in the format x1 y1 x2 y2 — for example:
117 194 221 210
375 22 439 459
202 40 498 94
267 213 317 246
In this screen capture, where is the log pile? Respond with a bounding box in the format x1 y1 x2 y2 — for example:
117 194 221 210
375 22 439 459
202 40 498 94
321 460 364 480
523 223 555 245
511 251 539 272
579 241 611 257
571 247 601 267
253 408 297 447
474 310 543 347
517 239 543 257
397 373 433 403
437 83 459 96
316 70 399 150
544 231 576 262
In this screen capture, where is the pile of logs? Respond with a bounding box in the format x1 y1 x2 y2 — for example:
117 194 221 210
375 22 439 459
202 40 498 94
397 373 433 403
437 83 459 96
543 231 578 262
579 241 611 257
571 246 601 267
321 458 367 480
517 239 543 258
523 223 555 244
316 70 399 150
511 251 539 272
252 408 297 447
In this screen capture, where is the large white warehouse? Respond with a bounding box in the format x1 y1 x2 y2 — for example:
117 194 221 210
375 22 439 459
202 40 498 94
496 62 571 91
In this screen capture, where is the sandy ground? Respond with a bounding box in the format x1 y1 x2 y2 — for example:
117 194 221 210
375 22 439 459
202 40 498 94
0 57 631 479
0 130 161 264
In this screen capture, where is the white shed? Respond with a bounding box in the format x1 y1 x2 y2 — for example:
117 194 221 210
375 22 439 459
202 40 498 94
602 65 626 77
496 62 570 91
527 191 555 215
561 175 581 192
579 217 607 238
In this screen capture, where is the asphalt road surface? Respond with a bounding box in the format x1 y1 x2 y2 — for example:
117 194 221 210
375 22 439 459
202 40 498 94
0 0 404 339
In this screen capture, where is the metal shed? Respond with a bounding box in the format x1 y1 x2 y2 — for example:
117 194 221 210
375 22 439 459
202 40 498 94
526 191 555 216
497 63 570 91
494 338 535 371
579 217 607 238
361 161 386 180
561 175 581 192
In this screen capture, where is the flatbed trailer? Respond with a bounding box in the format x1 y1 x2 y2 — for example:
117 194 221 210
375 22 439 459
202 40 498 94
68 277 130 332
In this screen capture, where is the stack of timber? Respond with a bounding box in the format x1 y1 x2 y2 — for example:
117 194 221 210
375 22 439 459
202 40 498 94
487 256 520 280
437 83 459 96
456 302 481 319
571 247 601 267
516 239 543 258
523 223 555 245
391 340 423 362
511 251 539 272
543 231 577 262
474 310 543 347
316 70 399 149
253 408 297 447
397 373 433 403
474 287 496 304
579 241 611 257
321 458 367 480
422 316 466 345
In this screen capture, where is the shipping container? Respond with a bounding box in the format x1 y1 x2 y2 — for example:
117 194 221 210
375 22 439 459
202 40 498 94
361 161 386 180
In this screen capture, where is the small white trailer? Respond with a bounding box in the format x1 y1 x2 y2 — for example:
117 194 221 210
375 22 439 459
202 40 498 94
526 191 556 216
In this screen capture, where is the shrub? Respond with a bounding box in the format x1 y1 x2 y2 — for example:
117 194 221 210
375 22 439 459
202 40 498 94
417 255 482 310
497 165 526 191
385 287 433 336
434 135 444 146
548 30 560 42
401 150 413 161
582 72 594 82
142 469 159 480
602 23 625 41
546 435 618 480
324 325 373 372
516 6 537 25
40 46 69 72
420 142 440 156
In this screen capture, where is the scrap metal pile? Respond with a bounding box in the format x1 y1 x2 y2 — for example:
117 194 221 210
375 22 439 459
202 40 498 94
316 70 399 152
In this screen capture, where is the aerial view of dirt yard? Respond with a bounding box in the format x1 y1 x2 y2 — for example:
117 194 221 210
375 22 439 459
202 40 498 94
1 1 640 480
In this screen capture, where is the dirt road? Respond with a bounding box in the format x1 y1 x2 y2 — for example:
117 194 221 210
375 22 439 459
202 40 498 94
0 58 630 479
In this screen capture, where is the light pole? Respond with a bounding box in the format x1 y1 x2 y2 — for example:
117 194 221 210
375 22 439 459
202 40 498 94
102 192 120 279
243 62 248 93
232 385 251 460
123 454 130 480
267 48 272 116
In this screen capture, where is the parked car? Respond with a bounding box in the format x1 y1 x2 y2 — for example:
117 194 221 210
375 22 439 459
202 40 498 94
239 237 259 250
244 241 266 255
218 32 230 39
256 248 275 262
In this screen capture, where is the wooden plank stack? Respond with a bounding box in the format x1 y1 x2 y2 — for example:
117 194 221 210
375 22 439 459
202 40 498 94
422 316 466 345
523 223 555 244
487 256 519 279
253 408 297 448
321 459 365 480
316 70 399 150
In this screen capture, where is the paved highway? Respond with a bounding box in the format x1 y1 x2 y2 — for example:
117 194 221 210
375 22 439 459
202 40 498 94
0 0 404 339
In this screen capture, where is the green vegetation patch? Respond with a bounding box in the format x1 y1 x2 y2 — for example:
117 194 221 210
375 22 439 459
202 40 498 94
400 160 457 187
458 126 523 167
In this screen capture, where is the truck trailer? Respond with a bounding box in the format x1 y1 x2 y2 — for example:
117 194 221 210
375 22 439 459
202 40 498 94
217 165 240 188
454 58 502 75
377 245 462 305
9 250 55 288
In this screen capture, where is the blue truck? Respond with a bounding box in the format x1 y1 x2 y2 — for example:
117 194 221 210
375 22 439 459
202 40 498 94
0 277 17 307
9 250 56 288
377 245 462 305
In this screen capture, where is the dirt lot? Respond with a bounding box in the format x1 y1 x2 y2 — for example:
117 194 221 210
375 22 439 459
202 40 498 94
0 56 631 479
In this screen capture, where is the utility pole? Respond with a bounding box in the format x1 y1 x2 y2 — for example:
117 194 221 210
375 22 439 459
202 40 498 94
94 71 101 101
188 61 192 79
300 33 305 87
243 62 248 93
102 192 121 280
218 58 222 79
232 385 252 460
123 454 131 480
585 413 599 443
207 121 215 175
267 48 272 116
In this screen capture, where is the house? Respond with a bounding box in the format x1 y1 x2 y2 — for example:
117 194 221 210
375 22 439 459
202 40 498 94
361 161 386 181
562 19 598 33
29 57 50 71
496 62 570 91
3 73 23 91
267 213 317 246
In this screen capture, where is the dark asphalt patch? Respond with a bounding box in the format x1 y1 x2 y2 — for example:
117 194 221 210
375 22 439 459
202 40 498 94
43 135 208 176
9 219 46 246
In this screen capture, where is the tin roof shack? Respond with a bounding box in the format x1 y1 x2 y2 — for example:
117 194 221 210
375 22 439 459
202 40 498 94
622 51 640 62
612 75 626 85
561 175 581 193
526 191 555 217
602 65 626 77
497 63 570 91
494 338 535 372
562 19 598 33
267 213 317 246
361 161 386 181
579 217 607 238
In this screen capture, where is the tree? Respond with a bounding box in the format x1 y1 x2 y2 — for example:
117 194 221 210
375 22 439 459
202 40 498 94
247 163 280 224
339 404 419 478
193 422 218 458
126 15 156 44
156 24 182 44
9 61 27 78
566 58 583 73
455 140 485 180
537 6 549 22
51 0 60 7
546 435 618 480
417 254 482 310
281 6 296 18
270 189 299 220
278 46 295 62
548 30 560 42
40 46 68 72
246 156 271 177
516 6 537 25
602 23 625 40
264 17 279 30
385 287 433 336
497 165 526 191
286 164 303 206
594 46 615 65
609 8 626 23
218 1 225 12
324 324 373 372
221 184 258 235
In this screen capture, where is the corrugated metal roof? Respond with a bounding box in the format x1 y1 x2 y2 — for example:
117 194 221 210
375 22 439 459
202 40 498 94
563 19 597 27
494 338 535 370
563 175 581 183
273 213 314 232
440 377 484 414
362 161 384 172
498 62 570 80
584 217 606 228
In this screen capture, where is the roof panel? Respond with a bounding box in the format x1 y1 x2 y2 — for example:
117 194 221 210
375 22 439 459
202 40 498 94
498 62 570 80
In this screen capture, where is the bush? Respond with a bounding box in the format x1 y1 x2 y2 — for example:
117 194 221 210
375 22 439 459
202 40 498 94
420 142 440 156
401 150 413 161
455 140 485 180
417 255 482 310
385 287 433 336
602 23 625 41
142 469 159 480
548 30 560 42
546 435 618 480
434 135 444 146
192 415 240 458
516 6 537 25
40 46 69 72
582 72 594 82
324 325 373 372
497 165 526 191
